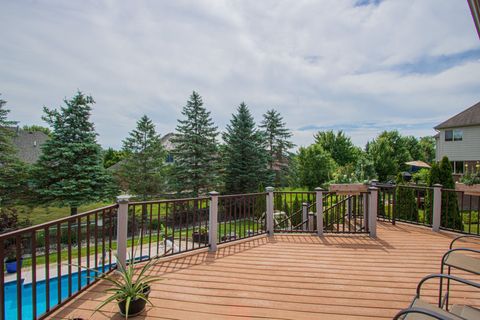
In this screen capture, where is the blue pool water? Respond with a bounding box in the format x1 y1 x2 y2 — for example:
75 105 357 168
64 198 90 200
4 265 113 320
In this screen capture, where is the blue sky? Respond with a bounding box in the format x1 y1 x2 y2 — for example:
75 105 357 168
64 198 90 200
1 0 479 149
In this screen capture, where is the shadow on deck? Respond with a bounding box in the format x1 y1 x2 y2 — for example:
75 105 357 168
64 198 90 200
48 222 480 320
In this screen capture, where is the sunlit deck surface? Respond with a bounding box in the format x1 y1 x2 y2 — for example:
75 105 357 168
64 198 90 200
49 222 480 320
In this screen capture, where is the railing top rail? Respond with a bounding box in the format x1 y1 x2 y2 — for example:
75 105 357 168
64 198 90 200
441 188 461 192
274 191 317 194
394 184 433 190
129 196 210 205
218 192 268 199
0 203 118 239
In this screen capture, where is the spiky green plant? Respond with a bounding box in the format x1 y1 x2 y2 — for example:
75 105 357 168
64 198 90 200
77 250 160 319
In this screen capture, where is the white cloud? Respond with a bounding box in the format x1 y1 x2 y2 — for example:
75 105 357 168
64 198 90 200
0 0 478 149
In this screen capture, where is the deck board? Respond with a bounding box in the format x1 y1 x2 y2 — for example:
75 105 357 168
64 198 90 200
48 222 480 320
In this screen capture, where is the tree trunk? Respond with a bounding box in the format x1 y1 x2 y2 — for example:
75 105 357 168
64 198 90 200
70 207 78 216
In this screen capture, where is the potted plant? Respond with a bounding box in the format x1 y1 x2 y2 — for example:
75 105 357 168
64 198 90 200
192 227 209 244
88 252 160 319
4 244 22 274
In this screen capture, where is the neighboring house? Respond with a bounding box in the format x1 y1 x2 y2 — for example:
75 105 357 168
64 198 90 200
434 101 480 177
160 132 177 164
7 127 49 164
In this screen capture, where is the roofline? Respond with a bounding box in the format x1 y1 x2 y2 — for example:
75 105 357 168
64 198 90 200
468 0 480 40
434 123 480 130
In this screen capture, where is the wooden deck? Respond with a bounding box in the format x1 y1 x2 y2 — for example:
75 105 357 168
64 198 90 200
48 222 480 320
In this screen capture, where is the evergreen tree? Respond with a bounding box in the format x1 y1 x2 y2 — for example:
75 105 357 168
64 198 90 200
259 109 294 187
31 92 117 215
223 103 269 194
0 95 30 206
395 173 416 221
121 115 166 200
171 91 219 196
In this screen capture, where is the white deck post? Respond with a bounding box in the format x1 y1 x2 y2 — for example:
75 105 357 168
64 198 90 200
266 187 274 236
368 187 378 238
209 191 219 252
302 203 308 231
315 187 324 236
432 184 443 232
116 195 130 269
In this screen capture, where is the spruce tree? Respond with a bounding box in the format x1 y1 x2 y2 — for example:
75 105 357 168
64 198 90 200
171 91 219 196
0 95 30 206
31 92 117 215
260 109 294 187
121 115 166 200
223 103 269 194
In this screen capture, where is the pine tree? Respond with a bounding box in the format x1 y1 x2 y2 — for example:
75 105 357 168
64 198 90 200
121 115 166 200
0 95 30 206
171 91 219 196
260 109 294 187
31 92 117 215
223 103 269 194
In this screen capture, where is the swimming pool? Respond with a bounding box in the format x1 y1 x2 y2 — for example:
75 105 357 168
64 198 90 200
4 265 113 320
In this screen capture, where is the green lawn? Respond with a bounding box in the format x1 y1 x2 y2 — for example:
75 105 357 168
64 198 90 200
16 202 112 226
18 218 263 269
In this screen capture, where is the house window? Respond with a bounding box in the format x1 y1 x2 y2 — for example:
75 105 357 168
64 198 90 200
445 129 462 141
453 130 463 141
451 161 464 174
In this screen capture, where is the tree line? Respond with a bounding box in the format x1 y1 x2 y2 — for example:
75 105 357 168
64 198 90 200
0 90 435 223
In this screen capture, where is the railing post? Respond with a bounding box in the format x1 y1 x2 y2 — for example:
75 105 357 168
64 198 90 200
368 187 378 238
308 212 315 231
315 187 324 236
302 203 308 231
363 192 368 230
116 195 130 269
266 187 274 236
432 184 443 232
209 191 219 252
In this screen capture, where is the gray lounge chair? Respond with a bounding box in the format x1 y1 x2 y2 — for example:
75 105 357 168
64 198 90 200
440 235 480 308
393 274 480 320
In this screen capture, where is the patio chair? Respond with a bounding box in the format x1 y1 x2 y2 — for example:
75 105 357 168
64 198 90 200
440 235 480 308
393 274 480 320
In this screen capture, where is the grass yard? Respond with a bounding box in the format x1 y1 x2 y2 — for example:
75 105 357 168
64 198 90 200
16 202 112 226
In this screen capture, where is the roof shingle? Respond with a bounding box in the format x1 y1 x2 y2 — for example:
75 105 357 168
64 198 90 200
434 101 480 130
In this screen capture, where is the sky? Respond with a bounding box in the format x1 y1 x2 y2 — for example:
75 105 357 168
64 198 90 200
1 0 479 150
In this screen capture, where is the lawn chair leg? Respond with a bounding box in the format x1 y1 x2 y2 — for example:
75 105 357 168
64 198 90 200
446 266 451 311
439 262 444 308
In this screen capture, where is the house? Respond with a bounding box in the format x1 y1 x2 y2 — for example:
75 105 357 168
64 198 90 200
8 127 49 164
434 101 480 176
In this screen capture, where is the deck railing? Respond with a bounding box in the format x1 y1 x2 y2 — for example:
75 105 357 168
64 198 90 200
0 204 118 320
441 189 480 235
217 193 267 244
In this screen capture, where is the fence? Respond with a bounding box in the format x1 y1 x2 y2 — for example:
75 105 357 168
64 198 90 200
217 193 267 244
440 189 480 235
127 197 210 261
272 190 370 234
0 205 118 320
1 187 379 320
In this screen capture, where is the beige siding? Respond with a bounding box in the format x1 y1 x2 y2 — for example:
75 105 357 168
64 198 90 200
436 125 480 161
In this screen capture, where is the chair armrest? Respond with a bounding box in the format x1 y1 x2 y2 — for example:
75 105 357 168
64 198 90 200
393 307 455 320
442 247 480 264
450 235 480 249
416 274 480 298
